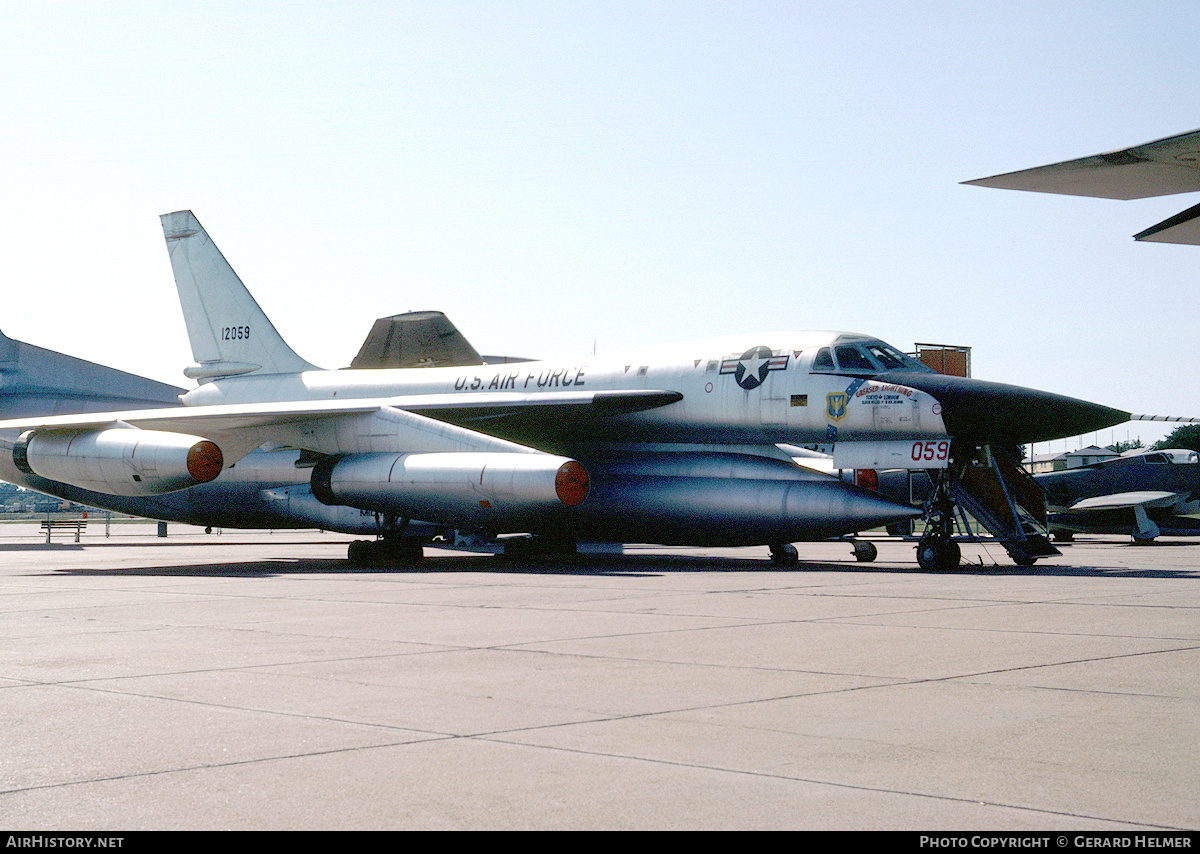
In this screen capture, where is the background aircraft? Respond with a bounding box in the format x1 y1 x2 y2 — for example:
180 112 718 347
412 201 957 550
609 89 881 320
964 126 1200 244
0 327 182 419
962 128 1200 541
1038 448 1200 542
0 212 1135 570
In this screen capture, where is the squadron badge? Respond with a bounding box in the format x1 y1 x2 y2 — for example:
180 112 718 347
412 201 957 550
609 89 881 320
826 392 848 421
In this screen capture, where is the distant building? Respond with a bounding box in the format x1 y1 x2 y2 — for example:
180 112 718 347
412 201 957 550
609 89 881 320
1026 445 1119 474
911 343 971 377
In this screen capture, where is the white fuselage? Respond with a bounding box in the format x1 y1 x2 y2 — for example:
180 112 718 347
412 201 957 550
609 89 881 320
182 332 949 450
0 331 942 543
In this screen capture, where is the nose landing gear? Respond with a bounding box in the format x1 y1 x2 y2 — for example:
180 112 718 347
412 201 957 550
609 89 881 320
916 487 961 571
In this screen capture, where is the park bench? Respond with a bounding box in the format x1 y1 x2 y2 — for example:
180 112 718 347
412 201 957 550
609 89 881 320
40 518 87 543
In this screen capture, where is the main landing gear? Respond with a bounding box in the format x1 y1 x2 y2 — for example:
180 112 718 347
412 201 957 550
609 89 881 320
346 537 424 567
346 513 424 567
851 540 878 562
768 539 877 567
500 532 579 561
769 543 799 566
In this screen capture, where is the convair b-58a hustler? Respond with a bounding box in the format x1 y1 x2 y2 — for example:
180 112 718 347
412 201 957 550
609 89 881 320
0 212 1134 569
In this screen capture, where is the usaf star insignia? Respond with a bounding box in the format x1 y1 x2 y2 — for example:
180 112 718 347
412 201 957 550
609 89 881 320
720 346 789 390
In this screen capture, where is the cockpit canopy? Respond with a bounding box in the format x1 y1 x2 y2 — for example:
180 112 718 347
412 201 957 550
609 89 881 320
1135 449 1200 465
810 337 934 376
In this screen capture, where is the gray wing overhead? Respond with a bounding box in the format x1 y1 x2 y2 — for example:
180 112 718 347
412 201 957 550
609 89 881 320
964 127 1200 244
0 328 184 419
349 311 486 369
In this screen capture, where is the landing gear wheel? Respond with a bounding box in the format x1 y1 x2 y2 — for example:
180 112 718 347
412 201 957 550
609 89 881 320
852 541 878 563
916 540 939 570
916 452 969 572
347 539 424 567
769 543 799 567
347 540 371 565
916 537 960 571
391 539 424 562
500 533 579 561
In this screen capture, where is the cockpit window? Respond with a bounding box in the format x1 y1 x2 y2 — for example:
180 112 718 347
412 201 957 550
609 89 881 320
865 343 908 370
809 339 935 376
835 346 876 371
812 348 835 372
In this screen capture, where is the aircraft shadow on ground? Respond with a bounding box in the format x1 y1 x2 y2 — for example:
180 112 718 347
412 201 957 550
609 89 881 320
31 551 1200 579
0 538 353 551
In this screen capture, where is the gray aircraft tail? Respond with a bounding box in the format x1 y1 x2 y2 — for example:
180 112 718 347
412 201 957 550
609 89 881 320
160 211 320 380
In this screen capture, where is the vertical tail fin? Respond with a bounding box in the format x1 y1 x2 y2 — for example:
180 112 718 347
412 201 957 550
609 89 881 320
160 211 319 380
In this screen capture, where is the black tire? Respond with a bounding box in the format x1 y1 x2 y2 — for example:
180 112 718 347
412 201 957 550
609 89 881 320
347 540 371 565
769 543 799 567
917 540 941 571
854 541 878 562
917 538 960 571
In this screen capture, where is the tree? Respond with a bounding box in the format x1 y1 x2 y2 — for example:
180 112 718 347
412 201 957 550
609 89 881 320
1151 424 1200 454
1106 439 1144 454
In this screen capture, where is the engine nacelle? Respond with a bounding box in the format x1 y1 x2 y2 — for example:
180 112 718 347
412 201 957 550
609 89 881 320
310 452 589 529
13 428 224 497
569 451 922 545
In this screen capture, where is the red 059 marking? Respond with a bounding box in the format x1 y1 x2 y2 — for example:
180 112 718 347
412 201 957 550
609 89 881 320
911 440 949 462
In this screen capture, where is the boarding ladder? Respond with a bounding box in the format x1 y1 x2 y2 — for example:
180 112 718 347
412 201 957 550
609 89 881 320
953 444 1059 566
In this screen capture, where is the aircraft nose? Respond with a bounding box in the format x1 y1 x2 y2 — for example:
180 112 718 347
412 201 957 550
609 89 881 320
876 371 1130 445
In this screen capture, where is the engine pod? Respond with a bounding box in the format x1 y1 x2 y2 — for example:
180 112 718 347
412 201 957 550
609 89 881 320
14 428 224 496
311 451 589 528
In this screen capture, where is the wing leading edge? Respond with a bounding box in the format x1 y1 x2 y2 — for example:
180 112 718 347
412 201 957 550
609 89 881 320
1052 491 1195 541
0 389 684 467
964 127 1200 244
1066 491 1184 512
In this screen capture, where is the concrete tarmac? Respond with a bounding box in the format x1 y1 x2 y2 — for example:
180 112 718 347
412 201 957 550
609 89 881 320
0 522 1197 830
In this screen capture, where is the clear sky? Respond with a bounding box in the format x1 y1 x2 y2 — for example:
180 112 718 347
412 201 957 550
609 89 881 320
1 1 1195 456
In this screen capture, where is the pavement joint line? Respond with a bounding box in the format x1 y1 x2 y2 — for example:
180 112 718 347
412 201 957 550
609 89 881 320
8 642 1196 757
0 729 1185 832
468 737 1193 832
3 534 1197 828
